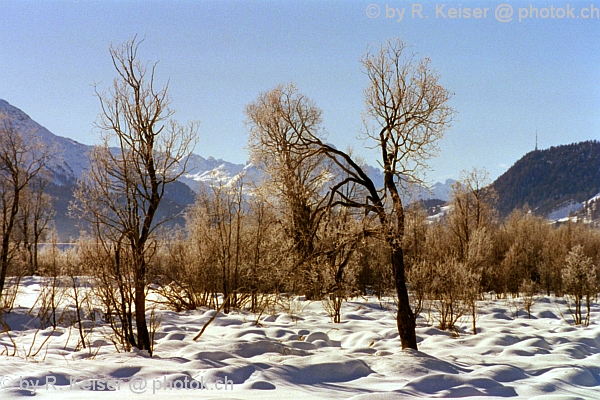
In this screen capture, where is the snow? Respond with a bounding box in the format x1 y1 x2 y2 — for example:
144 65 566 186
2 277 600 399
547 200 584 221
428 204 453 222
587 193 600 204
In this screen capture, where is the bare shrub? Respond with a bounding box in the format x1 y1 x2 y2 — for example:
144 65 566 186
317 199 364 323
562 245 597 326
33 237 69 329
252 293 278 326
430 259 478 333
277 294 309 323
321 294 344 324
32 276 67 330
1 275 22 312
77 235 137 353
520 278 539 319
406 260 432 324
61 247 96 351
153 231 215 311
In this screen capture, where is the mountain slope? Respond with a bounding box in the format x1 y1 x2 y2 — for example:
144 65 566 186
0 99 90 184
492 141 600 218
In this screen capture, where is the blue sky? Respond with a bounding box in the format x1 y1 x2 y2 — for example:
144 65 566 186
1 0 599 184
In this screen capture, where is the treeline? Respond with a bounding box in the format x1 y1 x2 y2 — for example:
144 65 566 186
5 166 599 330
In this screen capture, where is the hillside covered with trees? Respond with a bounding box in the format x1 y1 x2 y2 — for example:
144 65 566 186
492 141 600 217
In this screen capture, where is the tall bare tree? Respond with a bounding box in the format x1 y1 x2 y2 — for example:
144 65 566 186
72 37 197 354
0 117 52 300
298 38 454 349
246 84 332 298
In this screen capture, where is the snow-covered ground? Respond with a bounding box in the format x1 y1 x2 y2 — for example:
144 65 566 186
1 277 600 399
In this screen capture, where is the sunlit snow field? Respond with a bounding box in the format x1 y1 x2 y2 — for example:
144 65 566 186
1 277 600 399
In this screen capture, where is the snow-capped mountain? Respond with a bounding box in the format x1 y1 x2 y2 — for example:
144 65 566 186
430 179 456 201
179 153 251 192
0 99 90 183
0 99 455 200
0 99 250 189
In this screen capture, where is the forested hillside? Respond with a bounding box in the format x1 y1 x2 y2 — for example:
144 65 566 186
493 141 600 217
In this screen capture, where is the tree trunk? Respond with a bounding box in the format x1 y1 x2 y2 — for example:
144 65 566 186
0 236 10 301
135 254 151 354
0 197 20 299
32 219 40 275
114 244 136 348
391 245 418 350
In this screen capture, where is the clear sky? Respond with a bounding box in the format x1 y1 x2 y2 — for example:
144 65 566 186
1 0 599 184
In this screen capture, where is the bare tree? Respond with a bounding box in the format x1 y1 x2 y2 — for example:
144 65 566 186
246 84 333 298
18 172 54 275
0 117 52 300
296 38 454 349
319 204 364 323
189 176 246 314
447 168 497 262
72 37 197 355
444 168 496 332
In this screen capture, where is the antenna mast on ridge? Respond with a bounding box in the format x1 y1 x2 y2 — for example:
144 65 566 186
535 130 538 151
